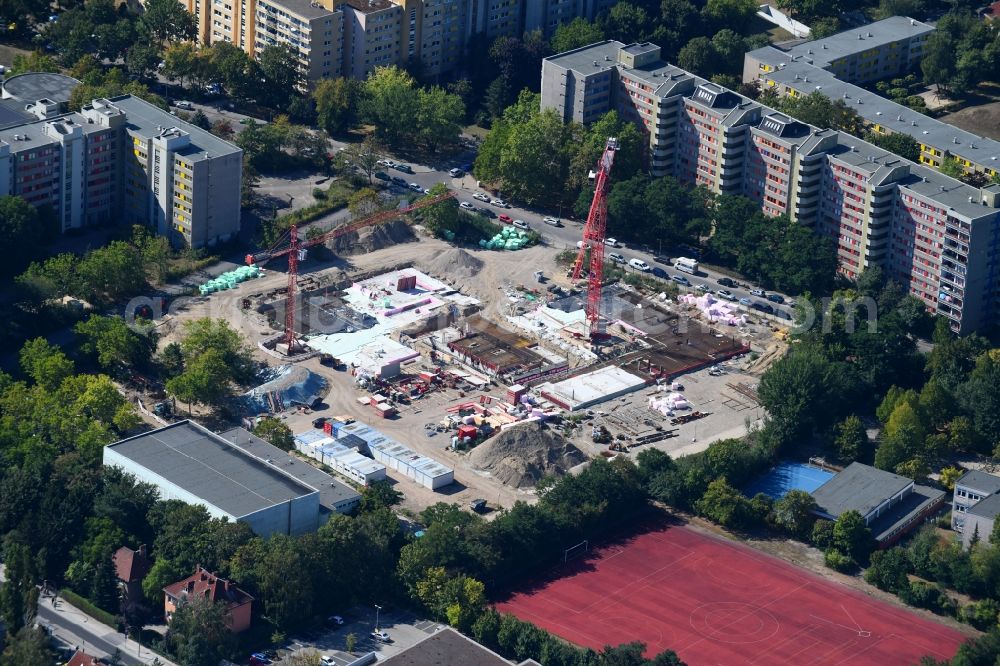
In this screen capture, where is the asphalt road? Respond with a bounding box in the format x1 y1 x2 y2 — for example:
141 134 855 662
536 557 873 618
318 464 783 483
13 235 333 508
36 603 148 665
373 157 797 320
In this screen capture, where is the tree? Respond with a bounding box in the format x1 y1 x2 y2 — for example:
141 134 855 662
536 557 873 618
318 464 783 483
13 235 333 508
420 183 460 237
348 188 382 218
695 478 754 529
0 538 38 637
166 594 237 666
362 66 420 147
759 350 845 441
703 0 757 27
74 315 152 371
166 348 231 408
252 417 293 451
415 86 465 149
771 490 818 538
162 42 201 86
832 510 873 562
9 51 59 75
939 157 966 180
0 626 55 664
176 318 255 384
602 2 650 43
344 136 384 185
140 0 197 42
142 558 187 607
126 41 162 79
313 77 362 136
360 480 403 513
257 44 301 108
550 17 604 53
678 37 716 75
833 415 868 462
19 338 74 391
864 548 909 592
867 132 921 162
778 92 864 136
0 195 53 277
875 400 927 472
939 466 964 492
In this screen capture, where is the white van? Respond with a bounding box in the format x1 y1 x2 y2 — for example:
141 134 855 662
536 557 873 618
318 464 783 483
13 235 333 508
628 258 650 272
674 257 699 274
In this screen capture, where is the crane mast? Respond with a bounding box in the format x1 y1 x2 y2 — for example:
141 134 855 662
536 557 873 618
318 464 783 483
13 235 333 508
247 191 456 354
571 137 618 341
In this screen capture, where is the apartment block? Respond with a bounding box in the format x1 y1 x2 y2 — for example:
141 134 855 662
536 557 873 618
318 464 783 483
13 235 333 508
744 17 1000 182
0 96 242 249
256 0 345 79
541 40 1000 333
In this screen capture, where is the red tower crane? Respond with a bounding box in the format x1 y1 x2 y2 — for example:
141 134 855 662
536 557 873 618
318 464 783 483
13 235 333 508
571 137 618 340
246 191 455 353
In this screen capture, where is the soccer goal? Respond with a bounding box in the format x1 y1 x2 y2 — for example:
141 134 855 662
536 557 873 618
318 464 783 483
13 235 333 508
564 540 589 563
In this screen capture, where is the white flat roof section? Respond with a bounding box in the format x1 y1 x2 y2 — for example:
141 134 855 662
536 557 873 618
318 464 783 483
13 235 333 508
539 366 648 411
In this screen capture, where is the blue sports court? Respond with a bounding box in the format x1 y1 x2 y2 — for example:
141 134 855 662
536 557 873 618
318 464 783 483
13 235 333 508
745 461 835 500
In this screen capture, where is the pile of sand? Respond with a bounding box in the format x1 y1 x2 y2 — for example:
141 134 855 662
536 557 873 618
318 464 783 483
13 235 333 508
328 219 415 255
469 422 585 488
421 248 483 279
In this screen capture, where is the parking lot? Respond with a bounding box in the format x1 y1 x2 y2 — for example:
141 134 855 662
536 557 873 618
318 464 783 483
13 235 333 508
279 606 444 664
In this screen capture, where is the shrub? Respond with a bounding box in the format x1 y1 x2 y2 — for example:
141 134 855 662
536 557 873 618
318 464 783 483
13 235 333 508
824 548 855 573
59 588 118 627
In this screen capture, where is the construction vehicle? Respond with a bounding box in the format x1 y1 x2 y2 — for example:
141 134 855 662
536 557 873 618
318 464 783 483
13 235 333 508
245 191 455 354
571 137 618 341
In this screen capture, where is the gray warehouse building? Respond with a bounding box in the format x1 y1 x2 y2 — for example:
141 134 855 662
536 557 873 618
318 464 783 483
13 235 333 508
103 420 359 537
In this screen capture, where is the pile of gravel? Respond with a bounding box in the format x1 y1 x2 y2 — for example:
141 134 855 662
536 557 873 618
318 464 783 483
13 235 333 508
328 219 415 255
421 248 483 279
469 422 585 488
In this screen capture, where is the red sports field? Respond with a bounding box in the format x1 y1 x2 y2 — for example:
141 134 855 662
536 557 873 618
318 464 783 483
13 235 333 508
497 521 967 665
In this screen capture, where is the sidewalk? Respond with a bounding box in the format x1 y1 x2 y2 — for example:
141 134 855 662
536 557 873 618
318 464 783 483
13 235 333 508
43 592 179 666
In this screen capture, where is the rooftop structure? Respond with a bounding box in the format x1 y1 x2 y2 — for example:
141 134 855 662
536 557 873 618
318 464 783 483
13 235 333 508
293 428 388 486
219 427 361 514
104 421 333 536
539 365 647 412
381 627 514 665
1 72 80 105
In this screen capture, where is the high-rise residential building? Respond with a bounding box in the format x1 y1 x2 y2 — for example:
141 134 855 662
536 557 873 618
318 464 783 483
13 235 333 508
0 95 242 249
183 0 615 82
743 17 1000 180
541 40 1000 334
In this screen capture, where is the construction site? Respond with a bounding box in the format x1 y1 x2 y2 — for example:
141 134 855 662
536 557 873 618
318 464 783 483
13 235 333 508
143 141 787 516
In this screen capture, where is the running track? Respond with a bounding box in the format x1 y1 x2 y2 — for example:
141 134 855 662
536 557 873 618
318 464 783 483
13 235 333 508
496 522 967 665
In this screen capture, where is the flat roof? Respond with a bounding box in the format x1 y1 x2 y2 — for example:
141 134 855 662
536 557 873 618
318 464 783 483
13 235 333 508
109 95 241 162
106 421 316 518
0 99 32 129
336 421 452 478
260 0 338 20
869 483 945 542
0 113 108 150
342 0 397 12
957 470 1000 495
811 462 913 519
2 72 80 103
381 627 511 666
219 427 360 510
777 16 933 68
541 365 646 410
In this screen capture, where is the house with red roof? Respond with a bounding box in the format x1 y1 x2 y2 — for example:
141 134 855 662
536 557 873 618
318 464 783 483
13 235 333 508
163 566 253 633
66 650 101 666
112 544 151 612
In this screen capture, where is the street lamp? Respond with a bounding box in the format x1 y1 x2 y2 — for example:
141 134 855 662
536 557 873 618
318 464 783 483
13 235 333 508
374 604 382 631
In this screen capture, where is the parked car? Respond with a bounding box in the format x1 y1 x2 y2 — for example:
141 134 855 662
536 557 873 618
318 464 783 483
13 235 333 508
391 176 407 185
459 201 475 210
749 288 765 297
628 258 650 272
473 192 490 202
717 289 736 301
321 658 336 666
739 297 752 306
371 630 391 643
543 216 561 226
717 277 735 288
174 100 193 110
449 168 464 177
326 615 345 626
394 163 413 173
767 293 785 304
605 237 620 247
651 266 668 279
250 653 271 665
775 309 793 320
374 171 390 181
608 252 626 264
654 255 672 265
490 198 508 208
513 219 529 229
695 283 711 293
671 275 690 286
408 182 422 191
470 498 488 513
476 207 496 218
752 301 775 314
498 213 513 223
